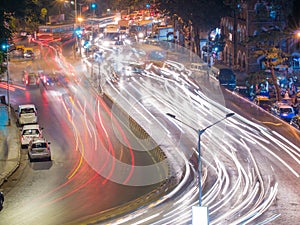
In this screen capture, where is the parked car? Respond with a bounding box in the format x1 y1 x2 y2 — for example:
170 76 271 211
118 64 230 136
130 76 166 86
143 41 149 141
270 102 296 122
28 137 51 162
290 115 300 130
16 104 38 126
21 124 43 149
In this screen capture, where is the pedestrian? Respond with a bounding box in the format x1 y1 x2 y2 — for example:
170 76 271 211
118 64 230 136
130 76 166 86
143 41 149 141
284 90 289 99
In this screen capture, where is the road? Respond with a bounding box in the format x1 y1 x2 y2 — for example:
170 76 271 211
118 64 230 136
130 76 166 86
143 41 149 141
94 44 300 224
0 43 168 225
1 40 300 225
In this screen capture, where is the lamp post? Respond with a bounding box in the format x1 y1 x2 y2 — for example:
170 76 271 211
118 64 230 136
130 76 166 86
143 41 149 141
2 43 11 126
74 0 77 24
166 112 235 224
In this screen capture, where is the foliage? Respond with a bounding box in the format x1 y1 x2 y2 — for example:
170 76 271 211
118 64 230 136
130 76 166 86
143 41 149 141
250 28 290 101
0 0 40 74
157 0 230 32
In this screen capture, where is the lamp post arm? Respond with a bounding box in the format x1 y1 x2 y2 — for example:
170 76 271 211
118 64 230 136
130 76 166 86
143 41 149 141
200 117 227 133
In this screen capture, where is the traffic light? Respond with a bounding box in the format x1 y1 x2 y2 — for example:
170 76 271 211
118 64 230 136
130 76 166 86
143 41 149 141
1 43 9 51
146 3 151 8
91 3 97 9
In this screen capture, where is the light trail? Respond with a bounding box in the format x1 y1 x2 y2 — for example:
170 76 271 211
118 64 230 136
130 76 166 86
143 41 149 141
99 48 300 224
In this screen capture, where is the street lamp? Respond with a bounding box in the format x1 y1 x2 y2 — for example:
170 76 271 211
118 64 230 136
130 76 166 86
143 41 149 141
1 43 11 126
166 112 235 224
73 0 77 24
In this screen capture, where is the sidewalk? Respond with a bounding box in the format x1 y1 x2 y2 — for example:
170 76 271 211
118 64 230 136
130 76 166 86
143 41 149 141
0 108 20 186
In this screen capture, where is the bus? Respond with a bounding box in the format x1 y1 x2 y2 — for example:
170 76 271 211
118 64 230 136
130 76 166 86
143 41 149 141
210 64 236 90
37 23 75 41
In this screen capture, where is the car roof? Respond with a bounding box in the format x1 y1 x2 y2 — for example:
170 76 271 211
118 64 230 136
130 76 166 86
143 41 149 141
256 96 270 100
19 104 36 109
278 104 293 109
275 102 293 108
22 124 40 130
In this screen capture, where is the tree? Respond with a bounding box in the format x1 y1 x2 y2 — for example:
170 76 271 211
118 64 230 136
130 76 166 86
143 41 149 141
157 0 230 55
251 29 289 101
0 0 28 74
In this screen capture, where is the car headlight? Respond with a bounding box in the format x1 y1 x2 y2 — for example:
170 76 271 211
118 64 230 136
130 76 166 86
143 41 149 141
137 32 144 39
102 41 110 47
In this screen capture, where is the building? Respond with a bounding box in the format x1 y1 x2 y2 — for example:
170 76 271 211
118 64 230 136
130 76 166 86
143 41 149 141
220 0 298 74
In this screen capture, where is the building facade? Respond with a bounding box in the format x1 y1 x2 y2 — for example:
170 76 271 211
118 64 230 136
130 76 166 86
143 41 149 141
220 0 299 74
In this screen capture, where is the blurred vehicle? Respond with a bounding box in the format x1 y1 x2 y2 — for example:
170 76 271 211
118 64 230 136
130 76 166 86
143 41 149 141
23 48 34 59
40 73 58 89
8 43 16 52
16 104 38 126
290 115 300 130
28 137 51 162
100 32 121 47
104 24 119 33
10 49 24 58
119 26 129 34
23 72 40 87
233 86 250 98
270 102 296 122
21 124 43 149
16 45 25 51
55 72 70 87
20 31 27 37
210 64 236 90
145 34 159 45
253 95 273 111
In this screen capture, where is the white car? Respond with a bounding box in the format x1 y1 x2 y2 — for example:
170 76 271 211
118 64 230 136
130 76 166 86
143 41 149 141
28 138 51 162
16 104 38 126
21 124 43 148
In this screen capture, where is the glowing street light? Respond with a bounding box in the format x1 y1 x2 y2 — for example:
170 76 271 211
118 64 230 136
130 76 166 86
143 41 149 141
166 112 235 224
77 16 83 23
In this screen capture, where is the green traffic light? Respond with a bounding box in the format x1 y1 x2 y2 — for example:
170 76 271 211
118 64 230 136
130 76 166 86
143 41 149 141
1 43 9 50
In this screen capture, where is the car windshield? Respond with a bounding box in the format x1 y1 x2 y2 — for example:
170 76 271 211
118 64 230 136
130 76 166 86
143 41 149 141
32 142 47 148
21 108 35 114
23 129 39 135
280 108 293 114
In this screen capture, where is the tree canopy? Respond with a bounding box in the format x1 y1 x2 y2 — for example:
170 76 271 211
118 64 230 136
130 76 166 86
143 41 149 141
158 0 230 32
